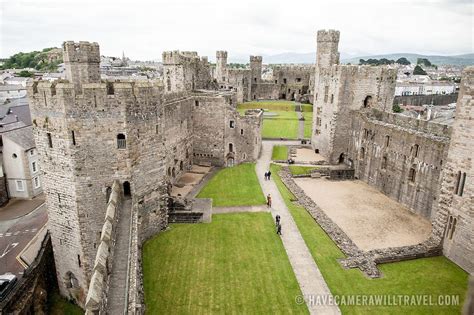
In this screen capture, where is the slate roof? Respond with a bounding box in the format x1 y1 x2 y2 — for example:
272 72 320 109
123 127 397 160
3 126 35 150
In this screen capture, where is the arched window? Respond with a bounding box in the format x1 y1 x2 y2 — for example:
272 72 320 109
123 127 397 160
411 144 419 157
359 147 365 160
229 143 234 152
117 133 126 149
363 96 372 108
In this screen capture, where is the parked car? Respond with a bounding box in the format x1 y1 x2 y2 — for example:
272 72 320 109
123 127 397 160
0 273 17 301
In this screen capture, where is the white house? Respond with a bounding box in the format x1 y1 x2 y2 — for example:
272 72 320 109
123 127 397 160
1 126 42 199
0 84 27 104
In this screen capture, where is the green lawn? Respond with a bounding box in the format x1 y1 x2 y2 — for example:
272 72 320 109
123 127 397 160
238 101 300 139
303 112 313 139
237 100 297 112
197 163 266 207
47 291 83 315
143 213 308 314
288 165 318 176
270 164 469 314
301 104 313 112
263 111 299 139
271 145 288 161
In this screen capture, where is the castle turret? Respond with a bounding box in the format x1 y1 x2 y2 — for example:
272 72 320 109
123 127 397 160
316 30 340 69
216 51 227 82
63 41 100 91
250 56 262 84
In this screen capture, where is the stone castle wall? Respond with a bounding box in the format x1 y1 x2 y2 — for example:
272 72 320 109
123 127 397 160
438 67 474 273
28 43 262 308
346 109 450 219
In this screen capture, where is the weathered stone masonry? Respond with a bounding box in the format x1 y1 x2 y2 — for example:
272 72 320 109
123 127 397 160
28 42 262 308
311 30 473 274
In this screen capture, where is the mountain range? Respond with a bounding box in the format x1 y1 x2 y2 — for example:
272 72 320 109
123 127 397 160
227 52 473 66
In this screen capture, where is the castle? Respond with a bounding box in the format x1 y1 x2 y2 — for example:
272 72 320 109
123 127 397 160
28 42 263 309
214 51 314 103
26 30 472 312
312 30 473 273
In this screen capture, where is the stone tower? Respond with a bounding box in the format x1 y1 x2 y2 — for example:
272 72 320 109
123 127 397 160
437 66 474 273
316 30 340 69
63 41 100 91
216 50 228 82
250 55 262 84
311 29 396 163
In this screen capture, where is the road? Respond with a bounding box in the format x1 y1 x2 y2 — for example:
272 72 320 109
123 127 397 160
0 203 47 278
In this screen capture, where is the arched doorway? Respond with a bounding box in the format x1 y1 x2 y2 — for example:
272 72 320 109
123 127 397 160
123 181 131 197
227 157 234 167
338 153 344 164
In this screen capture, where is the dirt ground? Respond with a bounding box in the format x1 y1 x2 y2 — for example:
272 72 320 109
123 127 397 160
294 178 432 251
171 167 210 197
294 148 325 163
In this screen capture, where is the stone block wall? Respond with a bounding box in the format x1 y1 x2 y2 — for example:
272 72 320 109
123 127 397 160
438 66 474 273
346 109 450 219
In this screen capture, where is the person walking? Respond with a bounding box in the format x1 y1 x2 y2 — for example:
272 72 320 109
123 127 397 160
268 170 272 180
267 194 272 208
276 223 282 235
264 171 268 180
275 214 281 226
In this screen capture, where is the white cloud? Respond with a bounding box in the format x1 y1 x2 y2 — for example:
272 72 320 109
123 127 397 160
0 0 472 60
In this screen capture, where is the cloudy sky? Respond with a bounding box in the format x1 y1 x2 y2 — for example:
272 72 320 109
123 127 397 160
0 0 472 61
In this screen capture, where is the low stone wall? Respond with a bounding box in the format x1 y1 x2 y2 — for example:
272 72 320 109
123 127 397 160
393 93 458 106
85 180 122 314
0 176 8 206
278 166 442 278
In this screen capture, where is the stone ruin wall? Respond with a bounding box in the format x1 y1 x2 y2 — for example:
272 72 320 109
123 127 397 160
347 109 450 220
438 66 474 273
312 64 397 164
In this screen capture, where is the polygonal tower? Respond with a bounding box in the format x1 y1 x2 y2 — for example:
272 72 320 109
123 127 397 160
63 41 100 91
316 30 340 69
216 50 228 82
250 55 262 84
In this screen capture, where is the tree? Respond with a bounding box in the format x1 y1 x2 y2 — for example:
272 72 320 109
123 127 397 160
396 57 411 65
417 58 432 67
18 70 34 77
413 65 427 75
393 104 403 113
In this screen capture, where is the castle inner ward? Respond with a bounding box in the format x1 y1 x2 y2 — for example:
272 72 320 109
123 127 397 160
26 30 473 312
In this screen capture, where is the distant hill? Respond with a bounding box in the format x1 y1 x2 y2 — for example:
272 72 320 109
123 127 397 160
342 53 474 66
240 52 473 66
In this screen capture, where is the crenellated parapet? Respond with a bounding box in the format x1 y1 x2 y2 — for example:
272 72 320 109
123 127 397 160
28 79 164 117
317 29 340 43
63 41 100 64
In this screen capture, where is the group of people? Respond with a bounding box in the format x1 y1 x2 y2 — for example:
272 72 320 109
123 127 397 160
264 172 281 235
264 170 272 180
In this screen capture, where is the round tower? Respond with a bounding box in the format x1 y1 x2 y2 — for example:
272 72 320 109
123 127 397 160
216 51 228 82
316 30 340 69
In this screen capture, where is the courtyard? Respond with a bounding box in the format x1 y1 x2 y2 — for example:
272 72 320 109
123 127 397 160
237 100 313 139
141 143 469 314
293 177 432 250
142 213 307 314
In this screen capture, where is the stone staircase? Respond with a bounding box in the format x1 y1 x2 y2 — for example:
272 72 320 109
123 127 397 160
168 211 203 223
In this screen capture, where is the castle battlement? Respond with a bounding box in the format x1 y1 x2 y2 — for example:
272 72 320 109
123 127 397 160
162 50 202 65
319 64 397 80
250 56 262 62
216 51 228 58
317 29 340 42
63 41 100 63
